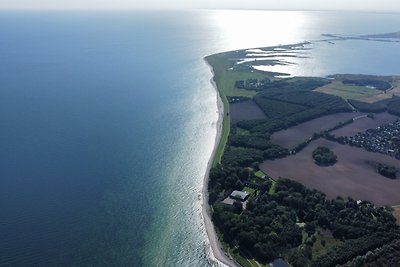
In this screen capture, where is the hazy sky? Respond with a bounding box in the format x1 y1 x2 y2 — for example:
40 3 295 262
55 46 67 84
1 0 400 11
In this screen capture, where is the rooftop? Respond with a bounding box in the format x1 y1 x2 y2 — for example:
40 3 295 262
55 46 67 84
230 190 249 201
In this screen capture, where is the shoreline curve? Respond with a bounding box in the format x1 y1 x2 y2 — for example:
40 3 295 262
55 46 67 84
201 58 240 267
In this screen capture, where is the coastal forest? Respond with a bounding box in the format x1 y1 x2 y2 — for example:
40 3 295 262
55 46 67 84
206 49 400 267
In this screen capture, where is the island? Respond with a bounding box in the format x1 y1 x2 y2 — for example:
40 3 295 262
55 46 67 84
203 41 400 267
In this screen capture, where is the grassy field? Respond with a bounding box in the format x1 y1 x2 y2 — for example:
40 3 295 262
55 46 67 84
268 179 277 195
316 75 400 103
206 52 276 267
206 54 267 98
358 85 400 103
206 55 231 167
221 71 267 97
255 170 266 178
312 230 343 259
315 81 381 100
243 186 256 195
206 54 273 167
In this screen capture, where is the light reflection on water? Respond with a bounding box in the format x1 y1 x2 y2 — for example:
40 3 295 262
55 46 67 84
2 9 400 267
209 10 311 51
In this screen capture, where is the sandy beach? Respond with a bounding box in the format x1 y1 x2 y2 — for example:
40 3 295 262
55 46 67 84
202 60 240 267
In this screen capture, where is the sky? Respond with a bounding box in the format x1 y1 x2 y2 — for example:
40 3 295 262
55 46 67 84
1 0 400 11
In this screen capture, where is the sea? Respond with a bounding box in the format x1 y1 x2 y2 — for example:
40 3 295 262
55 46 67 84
1 10 400 266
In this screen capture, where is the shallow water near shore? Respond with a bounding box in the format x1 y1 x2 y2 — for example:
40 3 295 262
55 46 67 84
1 10 400 266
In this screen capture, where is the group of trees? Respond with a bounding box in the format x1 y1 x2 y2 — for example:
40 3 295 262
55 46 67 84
257 77 330 92
312 146 337 166
222 137 289 166
312 232 399 267
240 89 352 135
254 90 352 121
348 95 400 115
345 239 400 266
377 163 397 179
342 78 392 90
210 72 400 266
209 175 400 266
348 99 387 113
388 98 400 116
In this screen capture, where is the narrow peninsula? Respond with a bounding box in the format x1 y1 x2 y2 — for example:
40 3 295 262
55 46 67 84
204 39 400 267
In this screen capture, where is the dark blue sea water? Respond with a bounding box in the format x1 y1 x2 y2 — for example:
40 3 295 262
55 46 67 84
1 10 400 266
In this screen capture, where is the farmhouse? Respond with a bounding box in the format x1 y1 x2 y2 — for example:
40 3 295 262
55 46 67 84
230 190 249 201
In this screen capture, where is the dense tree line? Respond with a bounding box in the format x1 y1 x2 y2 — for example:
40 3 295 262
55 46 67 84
312 232 399 267
259 91 351 112
222 143 289 167
241 91 352 135
222 147 264 167
253 97 308 119
232 78 351 137
342 78 392 90
257 77 330 93
348 99 387 113
345 239 400 267
229 133 271 150
209 175 400 266
388 98 400 116
254 91 352 119
237 106 347 135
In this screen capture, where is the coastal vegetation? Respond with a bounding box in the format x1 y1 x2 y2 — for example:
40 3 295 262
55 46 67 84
206 44 400 266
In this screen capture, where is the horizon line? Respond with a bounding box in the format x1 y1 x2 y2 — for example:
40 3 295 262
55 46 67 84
0 7 399 13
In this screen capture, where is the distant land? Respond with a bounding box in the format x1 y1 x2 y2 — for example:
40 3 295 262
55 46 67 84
205 34 400 266
322 31 400 42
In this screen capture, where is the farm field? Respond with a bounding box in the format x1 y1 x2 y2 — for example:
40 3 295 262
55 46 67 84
260 139 400 206
358 85 400 103
316 76 400 103
230 100 267 124
270 112 363 148
315 81 381 100
331 112 399 137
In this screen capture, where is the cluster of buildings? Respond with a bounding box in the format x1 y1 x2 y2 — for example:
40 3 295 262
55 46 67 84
235 78 270 90
346 120 400 158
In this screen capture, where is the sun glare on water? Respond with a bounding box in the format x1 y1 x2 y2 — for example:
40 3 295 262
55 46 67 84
209 10 311 51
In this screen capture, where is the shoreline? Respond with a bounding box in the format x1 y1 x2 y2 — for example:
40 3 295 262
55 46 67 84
201 58 239 267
